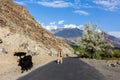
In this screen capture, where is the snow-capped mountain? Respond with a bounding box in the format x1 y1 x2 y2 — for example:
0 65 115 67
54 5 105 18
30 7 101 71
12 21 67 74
108 32 120 38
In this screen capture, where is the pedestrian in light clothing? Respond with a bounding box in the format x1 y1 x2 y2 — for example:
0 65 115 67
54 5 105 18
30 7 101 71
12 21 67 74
57 48 63 64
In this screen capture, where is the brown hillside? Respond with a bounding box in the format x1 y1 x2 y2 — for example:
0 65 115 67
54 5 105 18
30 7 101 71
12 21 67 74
0 0 73 54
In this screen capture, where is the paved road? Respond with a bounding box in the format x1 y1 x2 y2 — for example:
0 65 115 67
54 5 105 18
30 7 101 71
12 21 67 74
17 57 106 80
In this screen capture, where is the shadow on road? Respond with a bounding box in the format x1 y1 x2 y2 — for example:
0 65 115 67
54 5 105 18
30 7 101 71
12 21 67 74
17 57 106 80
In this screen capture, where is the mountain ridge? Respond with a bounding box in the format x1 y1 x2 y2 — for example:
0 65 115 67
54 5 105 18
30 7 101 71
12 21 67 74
50 27 120 48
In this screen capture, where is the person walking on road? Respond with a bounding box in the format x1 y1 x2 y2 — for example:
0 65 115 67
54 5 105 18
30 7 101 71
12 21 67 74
57 48 63 64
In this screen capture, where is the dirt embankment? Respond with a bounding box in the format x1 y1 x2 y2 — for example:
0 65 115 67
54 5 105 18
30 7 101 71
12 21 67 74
81 58 120 80
0 53 57 80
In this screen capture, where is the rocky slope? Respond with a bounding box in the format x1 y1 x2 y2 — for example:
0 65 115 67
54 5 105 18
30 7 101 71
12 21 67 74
0 0 73 55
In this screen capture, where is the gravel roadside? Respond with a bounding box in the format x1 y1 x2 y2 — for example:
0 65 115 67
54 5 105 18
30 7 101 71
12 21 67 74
81 58 120 80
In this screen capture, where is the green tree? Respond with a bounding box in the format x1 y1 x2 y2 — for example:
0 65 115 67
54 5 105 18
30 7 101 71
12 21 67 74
78 22 113 59
102 40 114 58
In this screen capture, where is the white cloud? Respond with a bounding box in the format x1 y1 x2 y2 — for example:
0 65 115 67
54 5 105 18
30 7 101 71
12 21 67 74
43 21 58 30
64 24 76 29
14 1 25 5
37 1 73 8
64 24 84 29
46 25 58 30
58 20 64 24
50 22 56 25
41 22 58 30
108 32 120 38
93 0 120 11
42 22 84 31
74 10 89 16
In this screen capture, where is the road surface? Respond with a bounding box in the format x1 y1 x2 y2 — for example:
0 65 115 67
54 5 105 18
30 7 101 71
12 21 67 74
17 57 106 80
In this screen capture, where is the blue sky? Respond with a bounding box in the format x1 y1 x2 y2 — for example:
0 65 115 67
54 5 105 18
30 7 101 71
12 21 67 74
13 0 120 37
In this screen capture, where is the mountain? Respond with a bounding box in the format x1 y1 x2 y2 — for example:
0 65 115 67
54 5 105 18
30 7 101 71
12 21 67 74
52 27 120 48
0 0 73 55
104 33 120 48
54 28 82 39
108 32 120 38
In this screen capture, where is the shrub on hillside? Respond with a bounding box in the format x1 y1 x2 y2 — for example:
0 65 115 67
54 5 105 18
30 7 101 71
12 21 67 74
113 50 120 58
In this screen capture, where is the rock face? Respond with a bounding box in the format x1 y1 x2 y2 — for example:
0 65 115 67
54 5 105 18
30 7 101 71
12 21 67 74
0 0 73 55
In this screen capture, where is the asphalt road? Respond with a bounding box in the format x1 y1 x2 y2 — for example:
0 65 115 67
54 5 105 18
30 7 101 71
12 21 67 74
17 57 106 80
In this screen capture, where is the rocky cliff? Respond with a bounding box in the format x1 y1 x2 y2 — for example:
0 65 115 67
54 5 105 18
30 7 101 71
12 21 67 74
0 0 73 55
